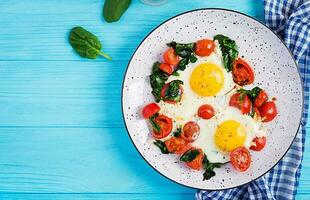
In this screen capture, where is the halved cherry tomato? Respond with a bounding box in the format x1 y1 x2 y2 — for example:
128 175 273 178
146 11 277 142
250 136 266 151
198 104 215 119
254 90 268 107
253 106 261 117
181 121 200 142
163 48 179 65
159 63 174 75
232 58 255 86
185 148 204 170
195 39 215 56
142 103 160 119
160 83 184 104
259 101 277 122
165 137 190 154
152 114 173 139
229 93 252 114
230 147 251 172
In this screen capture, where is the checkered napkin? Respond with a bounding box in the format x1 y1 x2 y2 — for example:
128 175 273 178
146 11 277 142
196 0 310 199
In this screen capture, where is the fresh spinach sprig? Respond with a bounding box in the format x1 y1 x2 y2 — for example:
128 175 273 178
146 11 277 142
154 140 169 154
69 26 112 60
213 34 238 72
202 155 223 180
150 62 169 102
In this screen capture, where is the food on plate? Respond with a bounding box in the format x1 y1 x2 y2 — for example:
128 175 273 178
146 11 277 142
141 34 278 180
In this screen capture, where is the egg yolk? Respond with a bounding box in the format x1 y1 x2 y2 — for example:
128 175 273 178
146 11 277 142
214 120 246 152
190 63 224 97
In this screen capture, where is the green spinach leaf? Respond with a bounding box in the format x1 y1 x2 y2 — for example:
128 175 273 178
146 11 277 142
103 0 132 23
162 80 183 102
202 155 223 181
149 113 161 133
213 34 238 72
173 126 182 137
69 26 112 60
150 62 168 102
237 86 262 102
154 140 169 154
180 149 199 162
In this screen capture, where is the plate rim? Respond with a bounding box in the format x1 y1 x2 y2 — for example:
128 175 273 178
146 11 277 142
121 8 304 190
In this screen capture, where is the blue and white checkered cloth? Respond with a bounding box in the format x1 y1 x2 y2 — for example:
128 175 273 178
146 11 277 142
196 0 310 199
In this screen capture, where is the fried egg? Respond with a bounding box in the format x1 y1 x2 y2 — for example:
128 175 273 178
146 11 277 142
193 107 267 163
158 42 235 126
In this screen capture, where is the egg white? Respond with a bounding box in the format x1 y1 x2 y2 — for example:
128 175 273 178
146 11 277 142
193 107 267 163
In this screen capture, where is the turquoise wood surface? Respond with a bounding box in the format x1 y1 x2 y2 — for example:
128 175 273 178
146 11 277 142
0 0 308 199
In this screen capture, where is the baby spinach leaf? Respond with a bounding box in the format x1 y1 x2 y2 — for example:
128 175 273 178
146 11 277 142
173 126 182 137
149 113 161 133
154 140 169 154
162 80 183 102
237 86 262 102
214 34 238 72
172 71 180 76
202 155 223 181
167 41 197 71
180 149 199 162
150 62 168 102
103 0 132 23
69 26 112 60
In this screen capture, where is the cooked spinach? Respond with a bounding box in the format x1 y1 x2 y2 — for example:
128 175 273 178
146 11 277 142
149 113 161 132
162 80 183 102
237 86 262 102
69 26 112 60
103 0 132 23
150 62 168 102
202 155 223 181
167 41 197 71
213 34 238 72
180 149 200 162
172 71 180 76
173 126 182 137
154 140 169 154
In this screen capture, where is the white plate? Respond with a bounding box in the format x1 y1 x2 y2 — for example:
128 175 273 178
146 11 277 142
122 9 303 190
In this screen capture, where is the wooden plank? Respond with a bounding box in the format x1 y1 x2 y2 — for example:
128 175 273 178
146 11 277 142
0 128 195 193
0 0 264 61
0 193 194 200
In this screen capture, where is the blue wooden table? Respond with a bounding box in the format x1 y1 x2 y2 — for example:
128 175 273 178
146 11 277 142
0 1 309 199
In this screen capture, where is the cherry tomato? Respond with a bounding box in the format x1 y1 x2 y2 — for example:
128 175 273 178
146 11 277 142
229 93 252 114
163 48 179 65
230 147 251 172
142 103 160 119
250 137 266 151
254 90 268 107
198 104 215 119
253 106 261 117
259 101 278 122
159 63 174 75
165 137 190 154
152 114 173 139
232 58 255 86
185 148 204 170
195 39 215 56
160 83 183 104
181 121 200 142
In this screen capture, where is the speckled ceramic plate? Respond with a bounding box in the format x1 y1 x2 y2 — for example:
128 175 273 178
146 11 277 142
122 9 303 190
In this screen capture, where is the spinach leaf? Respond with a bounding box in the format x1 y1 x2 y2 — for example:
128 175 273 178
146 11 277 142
173 126 182 137
154 140 169 154
202 155 223 181
180 149 199 162
214 34 238 72
150 62 168 102
237 86 262 102
162 80 183 102
69 26 112 60
149 114 161 132
167 41 197 71
172 71 180 76
103 0 132 23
